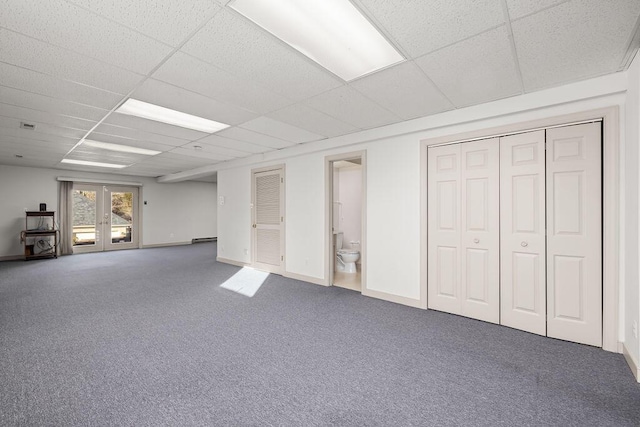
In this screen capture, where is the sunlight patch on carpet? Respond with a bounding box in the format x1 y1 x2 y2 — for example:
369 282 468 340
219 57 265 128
220 267 269 297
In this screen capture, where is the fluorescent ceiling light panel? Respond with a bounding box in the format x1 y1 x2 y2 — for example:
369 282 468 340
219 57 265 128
61 159 127 169
115 99 230 133
229 0 404 81
82 139 161 156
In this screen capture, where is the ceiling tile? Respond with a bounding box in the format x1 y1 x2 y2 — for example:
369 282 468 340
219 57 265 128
358 0 504 57
266 104 358 138
416 26 521 107
170 147 234 162
141 152 215 167
0 62 122 110
513 0 640 91
197 134 271 154
132 79 258 126
182 9 342 101
305 86 401 129
0 86 110 121
90 123 192 147
0 126 80 146
153 52 293 114
66 0 219 47
186 141 253 158
350 61 454 120
102 113 209 142
0 104 96 131
0 28 144 95
0 135 76 154
216 127 295 150
239 117 324 144
0 116 86 140
506 0 568 19
0 155 59 169
0 0 173 74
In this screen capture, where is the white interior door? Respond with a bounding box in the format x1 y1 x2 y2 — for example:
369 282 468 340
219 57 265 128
428 144 462 315
460 139 500 324
546 123 602 347
428 140 499 322
499 130 547 336
252 168 284 274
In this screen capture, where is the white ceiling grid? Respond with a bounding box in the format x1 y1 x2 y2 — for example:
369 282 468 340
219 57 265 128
0 0 638 180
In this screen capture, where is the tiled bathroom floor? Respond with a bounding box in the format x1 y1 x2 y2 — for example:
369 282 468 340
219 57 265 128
333 271 361 292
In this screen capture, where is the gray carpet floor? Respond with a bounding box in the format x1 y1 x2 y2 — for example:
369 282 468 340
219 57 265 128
0 242 638 426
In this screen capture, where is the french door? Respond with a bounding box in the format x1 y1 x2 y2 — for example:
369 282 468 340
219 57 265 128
72 184 139 253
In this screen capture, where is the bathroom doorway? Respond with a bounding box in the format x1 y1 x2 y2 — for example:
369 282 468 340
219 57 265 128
326 152 366 292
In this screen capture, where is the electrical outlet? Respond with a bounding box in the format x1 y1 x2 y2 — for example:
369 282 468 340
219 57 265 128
244 249 248 255
169 233 174 238
633 321 638 339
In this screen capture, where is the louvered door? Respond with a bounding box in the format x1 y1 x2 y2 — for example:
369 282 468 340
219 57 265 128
252 168 284 274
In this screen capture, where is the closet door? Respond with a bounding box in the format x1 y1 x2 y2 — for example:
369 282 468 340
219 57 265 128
500 130 546 336
546 123 602 347
460 139 500 324
427 144 462 315
428 140 499 322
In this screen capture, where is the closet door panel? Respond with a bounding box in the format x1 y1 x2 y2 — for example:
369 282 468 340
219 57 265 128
500 131 546 335
428 144 462 315
460 139 500 324
546 123 602 347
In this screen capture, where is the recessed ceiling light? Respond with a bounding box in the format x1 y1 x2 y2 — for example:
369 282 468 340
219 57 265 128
115 99 230 133
61 159 128 169
82 139 161 156
229 0 404 81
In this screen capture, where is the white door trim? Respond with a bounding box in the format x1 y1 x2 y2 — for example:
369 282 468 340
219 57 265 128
324 151 367 292
420 106 620 353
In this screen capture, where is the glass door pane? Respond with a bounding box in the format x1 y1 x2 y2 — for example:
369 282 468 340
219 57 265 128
110 191 133 244
72 185 104 253
104 186 138 251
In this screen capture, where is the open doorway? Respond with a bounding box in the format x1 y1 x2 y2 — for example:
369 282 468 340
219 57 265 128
326 152 365 292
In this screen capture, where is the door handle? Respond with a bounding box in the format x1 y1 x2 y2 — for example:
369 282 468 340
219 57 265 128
521 241 528 247
252 224 256 228
473 238 480 244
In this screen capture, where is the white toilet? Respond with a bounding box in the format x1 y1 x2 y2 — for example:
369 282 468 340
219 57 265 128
335 232 360 274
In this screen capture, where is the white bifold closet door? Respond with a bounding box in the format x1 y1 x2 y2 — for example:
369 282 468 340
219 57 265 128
500 130 547 336
252 168 284 274
546 123 602 347
428 139 500 323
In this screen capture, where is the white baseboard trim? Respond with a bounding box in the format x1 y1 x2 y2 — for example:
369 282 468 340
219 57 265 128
0 255 24 261
623 343 640 382
283 271 327 286
142 241 191 249
216 257 249 268
362 288 423 309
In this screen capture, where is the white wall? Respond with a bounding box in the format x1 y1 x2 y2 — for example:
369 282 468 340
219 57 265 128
0 165 217 258
625 53 640 367
336 166 362 248
216 72 632 341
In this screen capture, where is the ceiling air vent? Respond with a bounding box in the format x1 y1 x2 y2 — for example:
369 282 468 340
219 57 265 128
20 122 36 130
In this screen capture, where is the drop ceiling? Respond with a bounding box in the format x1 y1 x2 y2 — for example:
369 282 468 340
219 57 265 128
1 0 639 180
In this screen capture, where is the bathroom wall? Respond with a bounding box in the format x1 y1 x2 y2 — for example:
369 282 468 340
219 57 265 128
337 166 362 250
